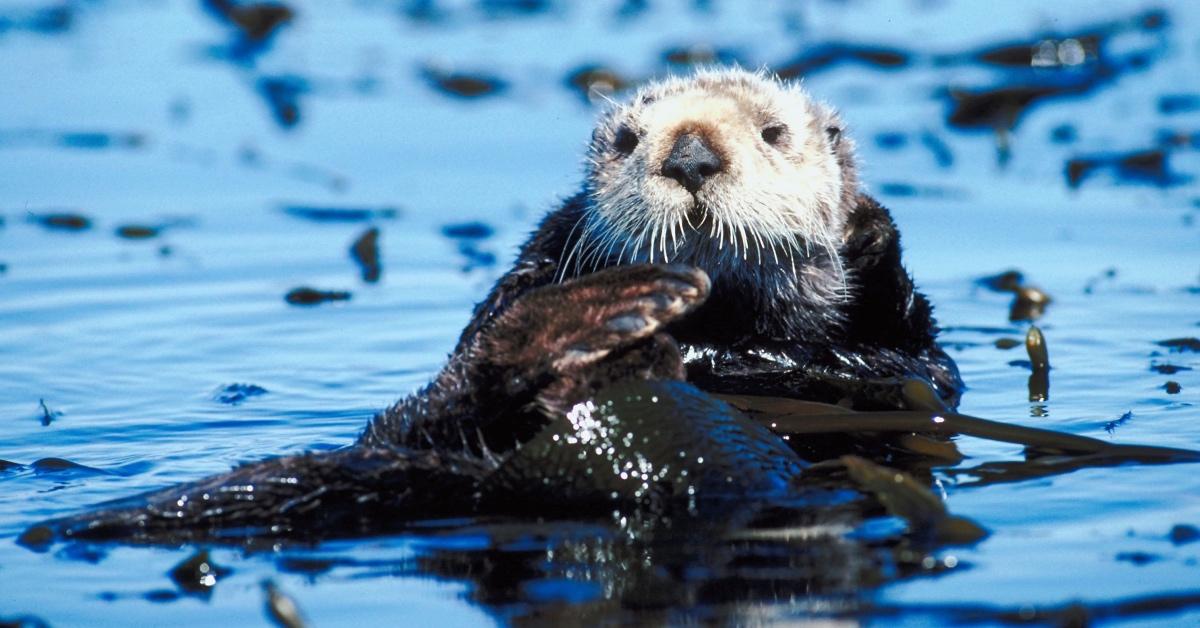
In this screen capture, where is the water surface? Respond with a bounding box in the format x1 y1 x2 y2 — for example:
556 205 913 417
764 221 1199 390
2 0 1199 625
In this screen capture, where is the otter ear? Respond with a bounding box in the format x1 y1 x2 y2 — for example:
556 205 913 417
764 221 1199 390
825 126 842 148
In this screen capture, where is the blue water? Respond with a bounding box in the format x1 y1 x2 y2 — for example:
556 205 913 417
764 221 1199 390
2 0 1199 625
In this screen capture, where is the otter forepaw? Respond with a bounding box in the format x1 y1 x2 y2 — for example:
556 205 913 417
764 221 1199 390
483 264 710 376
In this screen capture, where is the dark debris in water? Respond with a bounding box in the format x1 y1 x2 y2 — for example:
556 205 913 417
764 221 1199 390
478 0 555 20
1159 94 1200 115
442 222 497 271
115 225 161 240
1156 337 1200 353
205 1 295 42
876 182 964 200
975 269 1052 322
1170 524 1200 545
285 287 352 306
773 43 910 80
349 227 381 283
0 129 145 151
263 580 309 628
860 588 1200 626
1026 326 1050 402
1150 363 1191 375
202 0 295 64
975 269 1024 293
1115 551 1161 566
661 43 740 68
29 211 91 232
1163 381 1182 394
0 615 51 628
170 549 231 595
1066 148 1186 189
257 76 307 129
37 399 61 426
282 205 400 223
215 383 268 405
1010 286 1052 322
422 66 507 99
1104 411 1134 435
441 221 494 239
565 64 635 104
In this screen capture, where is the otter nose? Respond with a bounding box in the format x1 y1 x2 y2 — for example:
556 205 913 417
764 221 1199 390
662 133 723 193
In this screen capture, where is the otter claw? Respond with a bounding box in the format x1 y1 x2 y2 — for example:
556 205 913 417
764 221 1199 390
482 264 710 375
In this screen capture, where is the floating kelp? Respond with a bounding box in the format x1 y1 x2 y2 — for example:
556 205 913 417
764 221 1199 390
1104 411 1133 435
1150 363 1190 374
975 269 1024 293
773 43 910 79
421 65 507 99
257 75 307 129
1170 524 1200 545
214 383 268 405
661 44 740 68
204 1 294 42
854 589 1200 626
170 550 230 596
836 455 987 545
201 0 294 63
0 130 146 151
350 227 381 283
1159 94 1200 115
263 580 308 628
282 205 400 223
973 269 1052 322
722 382 1200 476
1066 148 1186 188
28 212 91 232
37 399 61 426
565 64 635 104
1026 326 1050 402
1011 286 1051 322
284 287 352 306
115 225 160 239
443 221 497 271
1156 337 1200 352
0 4 73 37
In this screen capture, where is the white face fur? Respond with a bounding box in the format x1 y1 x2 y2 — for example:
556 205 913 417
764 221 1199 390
562 68 859 285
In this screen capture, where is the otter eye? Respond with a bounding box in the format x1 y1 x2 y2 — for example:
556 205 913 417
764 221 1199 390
613 126 639 155
761 124 787 146
826 126 842 147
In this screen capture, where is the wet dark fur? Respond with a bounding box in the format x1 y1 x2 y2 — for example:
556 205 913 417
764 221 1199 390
362 189 961 455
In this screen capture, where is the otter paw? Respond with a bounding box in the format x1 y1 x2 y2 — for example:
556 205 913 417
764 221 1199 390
485 264 710 375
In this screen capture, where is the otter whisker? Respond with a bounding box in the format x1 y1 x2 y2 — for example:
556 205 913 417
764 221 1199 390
556 213 592 282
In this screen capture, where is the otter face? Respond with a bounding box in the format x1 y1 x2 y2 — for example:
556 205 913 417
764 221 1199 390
566 68 858 283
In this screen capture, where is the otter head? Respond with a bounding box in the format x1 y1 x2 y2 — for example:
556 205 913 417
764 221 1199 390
565 68 859 292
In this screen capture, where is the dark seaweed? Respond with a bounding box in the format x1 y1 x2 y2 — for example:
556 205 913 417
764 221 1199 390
215 383 268 405
1156 337 1200 352
350 227 382 283
282 206 399 222
284 287 352 306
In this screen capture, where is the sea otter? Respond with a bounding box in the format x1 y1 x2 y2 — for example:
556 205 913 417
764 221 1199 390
360 68 961 455
21 68 960 546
